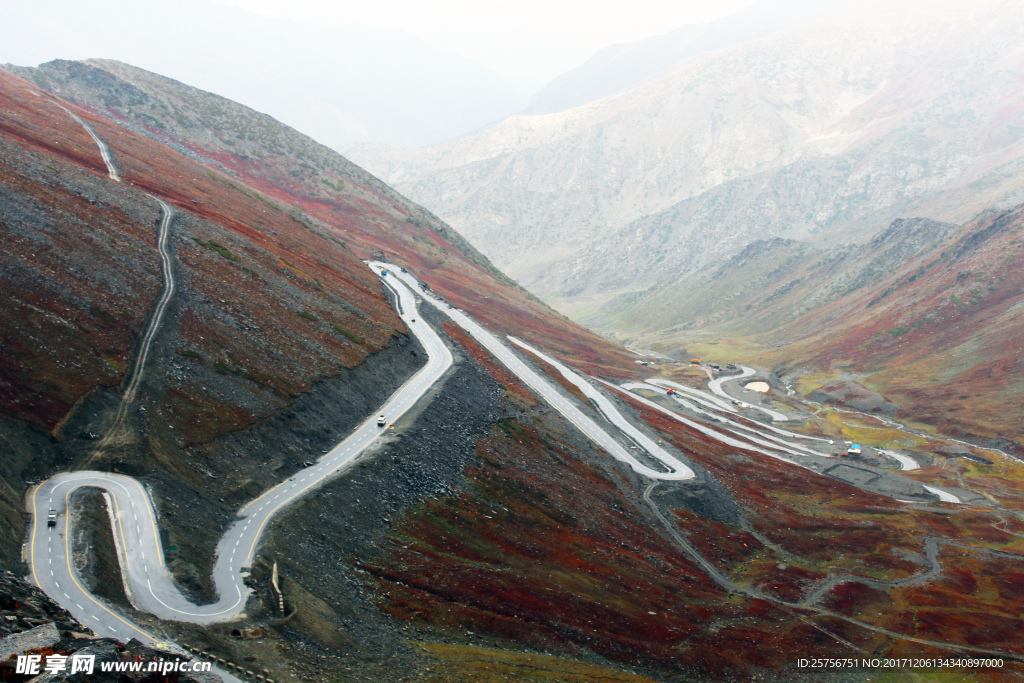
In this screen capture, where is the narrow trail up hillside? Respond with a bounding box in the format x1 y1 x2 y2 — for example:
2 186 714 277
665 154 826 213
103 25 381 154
48 98 180 465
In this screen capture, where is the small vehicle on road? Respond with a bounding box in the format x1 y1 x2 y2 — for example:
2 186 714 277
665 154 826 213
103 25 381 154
47 509 57 528
377 414 387 427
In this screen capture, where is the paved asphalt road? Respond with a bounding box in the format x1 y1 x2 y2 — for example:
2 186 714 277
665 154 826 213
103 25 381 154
26 250 961 668
647 378 738 414
620 382 827 459
598 378 820 470
30 255 703 651
507 337 695 479
707 365 790 422
880 450 920 471
607 379 961 504
381 264 694 481
42 95 240 681
28 266 451 644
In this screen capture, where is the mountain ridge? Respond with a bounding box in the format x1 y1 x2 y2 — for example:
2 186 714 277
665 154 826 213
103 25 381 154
5 58 637 378
4 58 1024 683
2 0 529 148
524 0 849 115
348 0 1024 316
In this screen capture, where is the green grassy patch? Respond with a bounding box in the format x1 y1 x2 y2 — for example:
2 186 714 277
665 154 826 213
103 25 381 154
328 322 363 344
175 348 204 362
193 237 237 261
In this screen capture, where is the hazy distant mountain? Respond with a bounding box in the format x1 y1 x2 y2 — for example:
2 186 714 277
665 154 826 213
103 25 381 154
10 63 1024 676
349 0 1024 321
525 0 848 115
0 0 529 148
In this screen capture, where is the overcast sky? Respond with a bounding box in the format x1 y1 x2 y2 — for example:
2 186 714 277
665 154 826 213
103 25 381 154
0 0 762 147
222 0 759 80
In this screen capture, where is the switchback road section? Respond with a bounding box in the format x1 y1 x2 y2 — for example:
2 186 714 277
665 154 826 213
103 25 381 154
28 266 451 641
381 263 695 481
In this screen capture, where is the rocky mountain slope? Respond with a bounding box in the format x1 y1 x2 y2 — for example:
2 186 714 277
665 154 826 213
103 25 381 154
598 216 960 339
524 0 846 115
0 65 669 680
6 58 634 377
604 204 1024 448
769 206 1024 447
348 0 1024 318
0 571 211 682
5 62 1024 682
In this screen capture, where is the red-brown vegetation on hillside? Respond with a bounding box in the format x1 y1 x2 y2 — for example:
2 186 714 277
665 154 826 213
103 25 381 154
775 206 1024 445
185 144 638 378
528 354 589 402
13 60 640 380
614 390 1015 567
0 140 157 430
7 61 1024 679
441 322 538 408
818 581 891 617
361 419 879 673
0 70 405 441
354 332 916 674
671 509 763 568
752 564 828 603
892 550 1024 652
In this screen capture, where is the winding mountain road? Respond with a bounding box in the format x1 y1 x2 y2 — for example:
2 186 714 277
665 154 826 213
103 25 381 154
647 378 737 414
642 482 1018 661
707 365 789 422
123 197 176 405
620 382 827 458
21 95 1007 670
29 268 451 642
507 337 695 480
51 100 122 182
380 264 694 481
880 450 920 471
609 379 964 504
89 198 176 461
599 378 821 470
26 214 968 676
51 98 179 462
32 244 708 651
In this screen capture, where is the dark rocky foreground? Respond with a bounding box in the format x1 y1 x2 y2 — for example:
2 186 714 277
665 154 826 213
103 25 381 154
0 570 213 682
